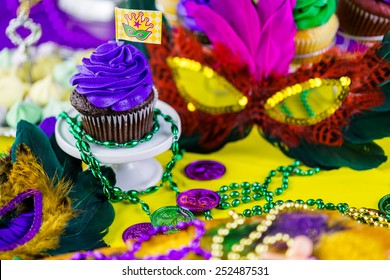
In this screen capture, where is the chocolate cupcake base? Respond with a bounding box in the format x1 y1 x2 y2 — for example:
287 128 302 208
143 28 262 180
72 88 158 144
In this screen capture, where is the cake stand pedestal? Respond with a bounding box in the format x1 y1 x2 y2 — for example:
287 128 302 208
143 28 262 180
55 100 181 192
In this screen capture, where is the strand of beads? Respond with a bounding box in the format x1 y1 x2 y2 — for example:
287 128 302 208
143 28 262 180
71 220 211 260
217 161 320 217
211 200 390 260
60 108 183 216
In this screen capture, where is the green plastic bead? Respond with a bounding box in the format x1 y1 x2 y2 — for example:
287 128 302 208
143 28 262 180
241 182 251 188
307 199 316 206
305 170 314 176
125 140 139 148
166 160 176 171
295 169 303 175
243 209 252 217
85 134 94 142
171 142 180 154
231 199 241 207
263 208 270 213
110 195 123 203
253 193 263 200
281 183 288 190
275 188 283 195
164 115 173 122
293 160 301 166
253 210 262 216
161 172 171 183
129 197 140 204
219 185 229 192
229 183 239 189
252 184 261 192
241 196 251 203
315 199 324 205
275 200 284 205
230 191 240 198
283 172 290 177
282 177 289 184
112 187 123 196
153 124 160 133
269 170 276 176
81 154 90 165
143 133 153 142
285 199 294 204
295 199 304 204
241 188 251 195
103 141 118 148
277 166 286 172
264 177 271 184
171 125 179 135
252 205 262 211
314 167 320 173
128 190 139 197
220 202 231 210
154 108 161 115
265 195 273 202
141 203 150 213
220 194 229 202
144 186 160 194
325 203 335 210
252 182 261 188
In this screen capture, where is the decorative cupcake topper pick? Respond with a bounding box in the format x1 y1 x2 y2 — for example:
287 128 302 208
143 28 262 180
115 7 162 44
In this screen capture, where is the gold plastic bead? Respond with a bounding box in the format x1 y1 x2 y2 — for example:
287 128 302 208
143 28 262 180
255 244 268 255
249 231 262 240
217 228 230 236
211 243 223 251
212 236 224 243
227 252 241 260
232 244 244 253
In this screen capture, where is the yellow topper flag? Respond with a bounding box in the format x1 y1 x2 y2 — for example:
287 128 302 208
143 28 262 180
115 7 162 44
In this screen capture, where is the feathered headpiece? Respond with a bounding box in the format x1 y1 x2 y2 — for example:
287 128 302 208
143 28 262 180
0 121 115 259
146 0 390 170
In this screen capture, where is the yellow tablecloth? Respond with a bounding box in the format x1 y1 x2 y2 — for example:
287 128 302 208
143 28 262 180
1 130 390 248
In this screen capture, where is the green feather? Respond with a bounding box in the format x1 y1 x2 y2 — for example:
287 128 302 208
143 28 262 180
12 121 63 183
262 132 386 170
49 135 82 183
47 167 115 255
343 111 390 143
376 31 390 60
12 120 115 255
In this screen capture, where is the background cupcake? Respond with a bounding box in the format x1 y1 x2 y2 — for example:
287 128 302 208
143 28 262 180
70 41 157 144
336 0 390 37
293 0 339 63
155 0 181 28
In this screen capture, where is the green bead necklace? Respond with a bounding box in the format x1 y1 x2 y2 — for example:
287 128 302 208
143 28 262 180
59 109 183 218
59 110 390 226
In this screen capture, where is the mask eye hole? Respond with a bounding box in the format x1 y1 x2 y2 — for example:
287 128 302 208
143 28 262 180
264 77 351 126
167 57 248 114
0 189 43 251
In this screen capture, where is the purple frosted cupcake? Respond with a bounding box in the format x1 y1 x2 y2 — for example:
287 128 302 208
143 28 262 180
70 41 157 143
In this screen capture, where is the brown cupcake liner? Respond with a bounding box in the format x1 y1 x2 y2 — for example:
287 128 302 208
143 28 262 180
81 88 158 144
337 0 390 37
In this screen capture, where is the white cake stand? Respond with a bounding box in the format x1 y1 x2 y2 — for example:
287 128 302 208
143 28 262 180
55 100 181 191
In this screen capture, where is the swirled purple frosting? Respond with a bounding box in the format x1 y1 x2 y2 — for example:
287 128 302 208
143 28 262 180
70 41 153 112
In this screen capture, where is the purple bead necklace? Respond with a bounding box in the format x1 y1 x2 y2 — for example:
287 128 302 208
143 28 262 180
71 220 211 260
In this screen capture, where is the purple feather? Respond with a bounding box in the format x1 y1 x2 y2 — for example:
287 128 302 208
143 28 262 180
184 1 256 74
184 0 296 81
256 0 297 78
209 0 260 57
